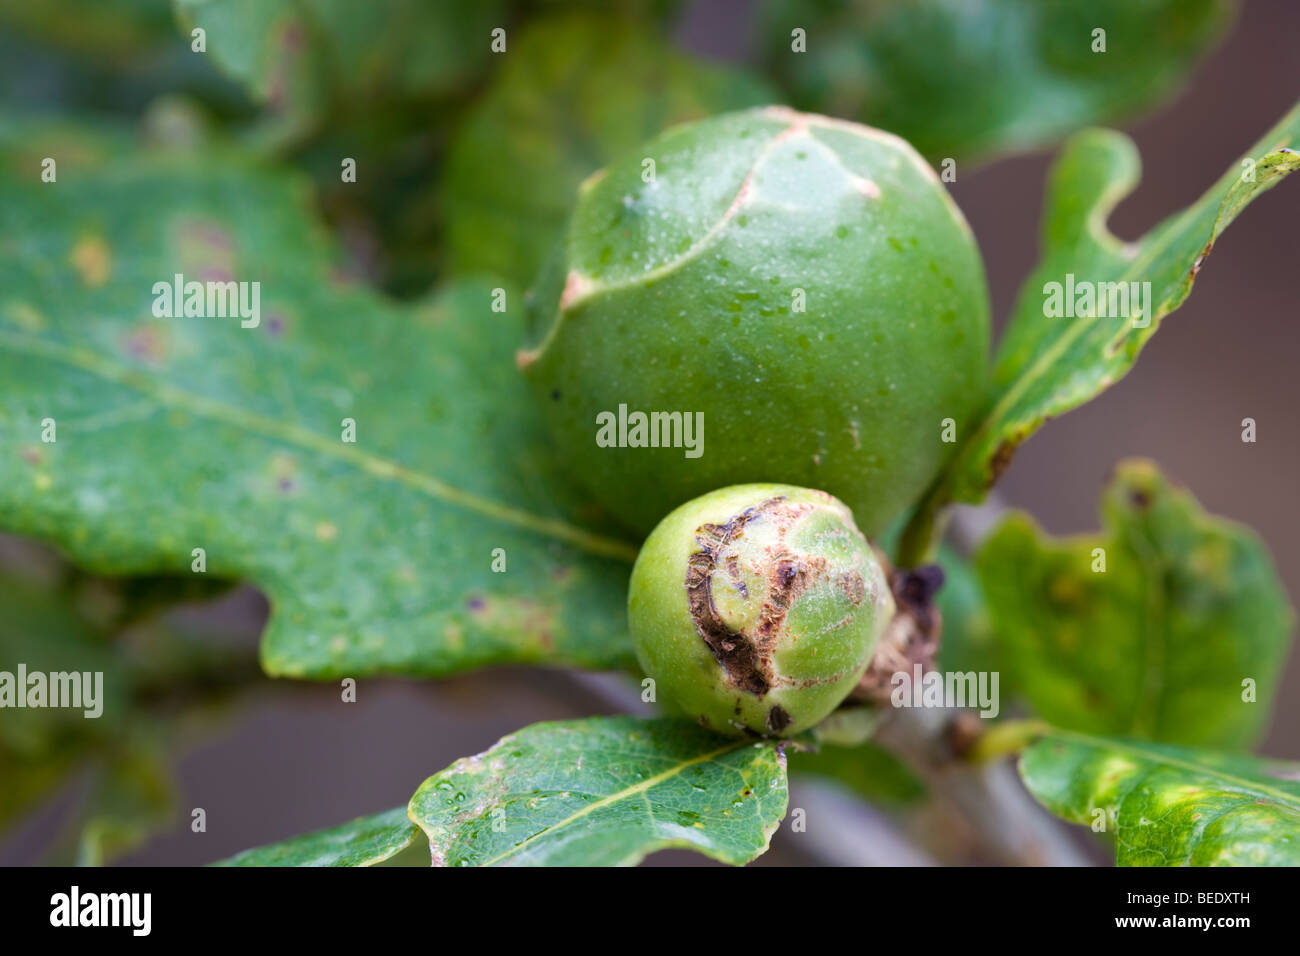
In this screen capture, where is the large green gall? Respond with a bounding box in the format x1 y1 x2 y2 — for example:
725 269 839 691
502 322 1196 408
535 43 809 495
520 106 990 537
628 484 894 737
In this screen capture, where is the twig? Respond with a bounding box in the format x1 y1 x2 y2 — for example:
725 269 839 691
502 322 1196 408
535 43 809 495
874 707 1090 866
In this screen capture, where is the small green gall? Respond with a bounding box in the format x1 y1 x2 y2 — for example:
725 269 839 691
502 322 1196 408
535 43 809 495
628 484 895 737
521 106 990 537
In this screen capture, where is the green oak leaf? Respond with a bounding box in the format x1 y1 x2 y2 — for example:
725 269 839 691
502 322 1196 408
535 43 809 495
286 107 453 298
214 806 418 866
902 100 1300 556
0 116 138 181
0 578 125 751
0 540 259 861
0 0 179 64
758 0 1233 163
443 12 775 289
0 119 637 680
1021 730 1300 866
0 1 249 122
408 717 789 866
977 460 1294 750
69 742 178 866
935 541 996 678
790 740 925 808
516 0 684 20
0 567 125 832
172 0 505 139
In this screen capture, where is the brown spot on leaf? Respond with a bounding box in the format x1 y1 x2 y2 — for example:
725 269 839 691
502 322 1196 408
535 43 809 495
1190 238 1215 279
121 323 170 365
174 217 236 281
69 235 111 286
988 439 1019 485
463 595 557 652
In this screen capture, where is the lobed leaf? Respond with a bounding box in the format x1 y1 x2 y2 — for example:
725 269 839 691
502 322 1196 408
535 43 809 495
0 0 179 63
0 542 258 860
0 565 127 834
1021 730 1300 866
408 717 789 866
0 119 637 680
214 806 417 867
70 743 178 866
442 12 775 289
0 1 249 123
758 0 1234 163
977 461 1293 750
934 541 996 678
172 0 505 137
905 100 1300 550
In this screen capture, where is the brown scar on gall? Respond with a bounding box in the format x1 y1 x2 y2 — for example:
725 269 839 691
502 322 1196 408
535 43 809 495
559 270 592 311
838 570 867 606
766 705 792 734
685 496 816 697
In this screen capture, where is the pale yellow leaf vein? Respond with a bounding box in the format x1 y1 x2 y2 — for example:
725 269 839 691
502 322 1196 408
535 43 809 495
476 738 747 866
0 329 638 563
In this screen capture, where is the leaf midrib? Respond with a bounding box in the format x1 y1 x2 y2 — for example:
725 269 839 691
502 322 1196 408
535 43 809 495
0 328 639 563
472 737 750 866
964 138 1300 489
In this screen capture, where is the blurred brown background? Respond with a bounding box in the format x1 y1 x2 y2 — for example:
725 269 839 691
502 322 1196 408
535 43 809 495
2 0 1297 866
